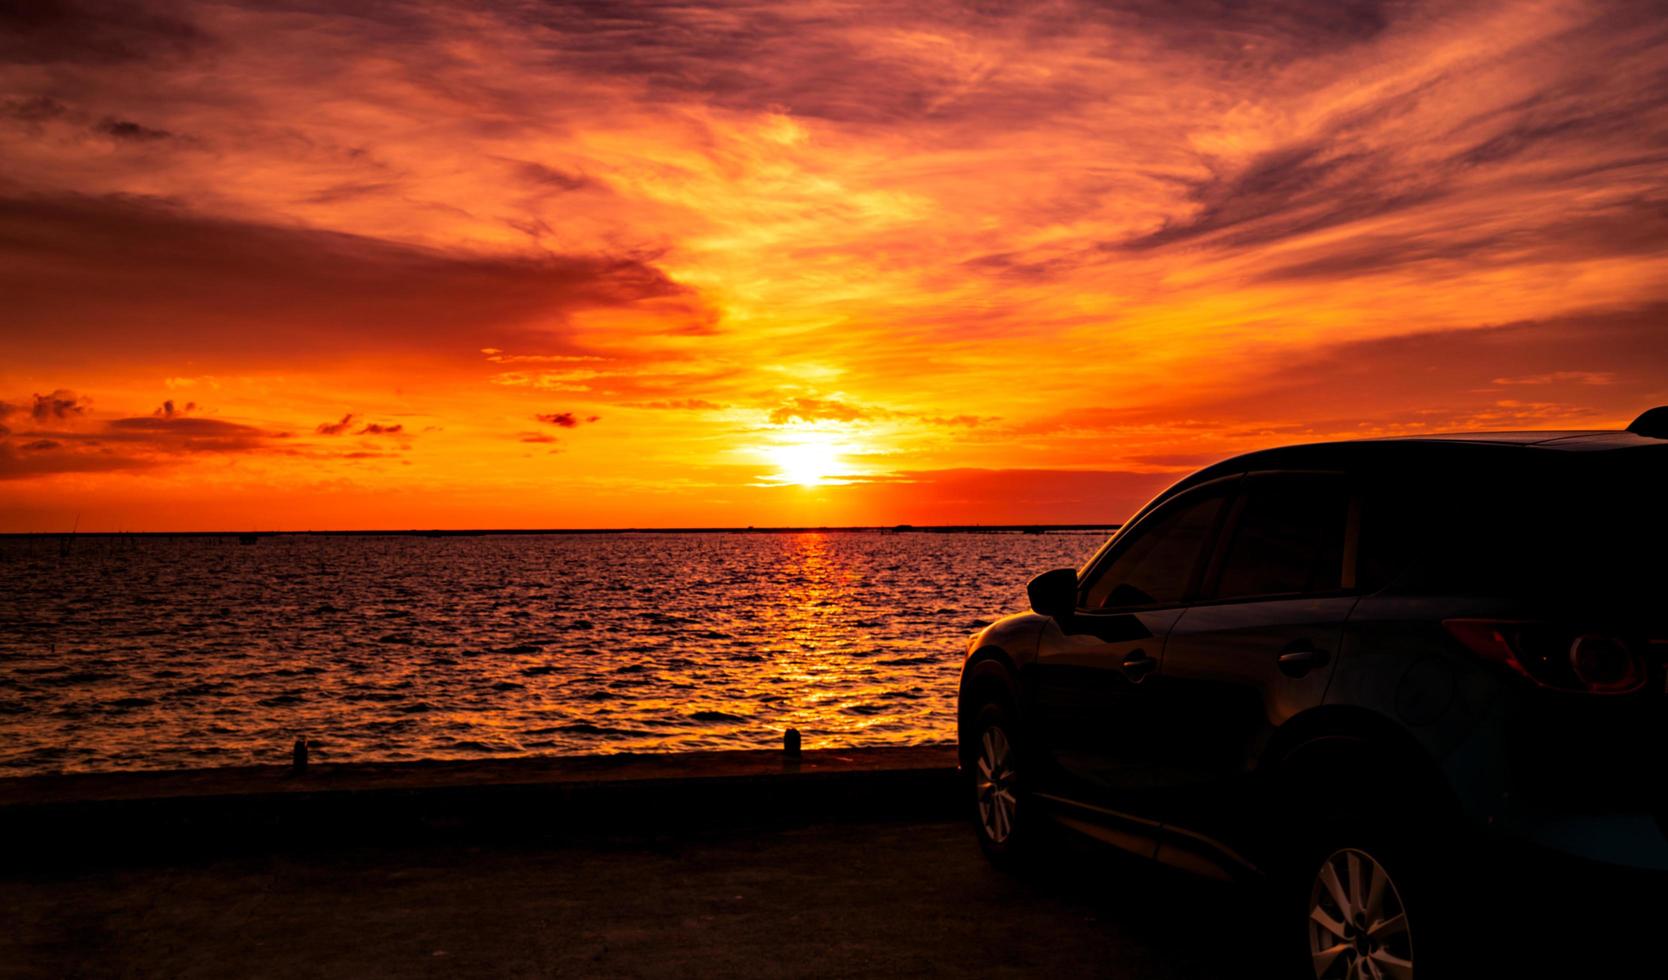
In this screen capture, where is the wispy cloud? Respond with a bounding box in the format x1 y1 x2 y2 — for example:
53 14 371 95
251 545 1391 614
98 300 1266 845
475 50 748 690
28 390 90 422
0 194 707 365
94 116 175 142
0 0 207 66
534 412 599 428
0 411 285 480
315 414 357 436
767 397 870 425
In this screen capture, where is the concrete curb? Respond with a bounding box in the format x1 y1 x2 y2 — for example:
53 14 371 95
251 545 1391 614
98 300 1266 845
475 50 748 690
0 746 964 864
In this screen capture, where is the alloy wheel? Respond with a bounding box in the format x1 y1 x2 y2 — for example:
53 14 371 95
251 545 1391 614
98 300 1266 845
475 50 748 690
1308 847 1415 979
975 725 1017 843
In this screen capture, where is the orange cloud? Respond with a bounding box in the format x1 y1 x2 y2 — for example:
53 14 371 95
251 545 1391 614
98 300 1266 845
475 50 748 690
0 0 1664 529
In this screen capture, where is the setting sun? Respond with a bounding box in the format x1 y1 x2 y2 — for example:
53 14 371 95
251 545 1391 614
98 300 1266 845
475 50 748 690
767 435 846 487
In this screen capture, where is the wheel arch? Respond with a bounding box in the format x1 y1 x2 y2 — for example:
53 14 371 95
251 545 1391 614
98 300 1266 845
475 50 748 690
1262 704 1463 824
957 649 1021 767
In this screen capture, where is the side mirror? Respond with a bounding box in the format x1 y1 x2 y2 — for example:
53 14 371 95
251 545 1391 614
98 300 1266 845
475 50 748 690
1027 567 1078 621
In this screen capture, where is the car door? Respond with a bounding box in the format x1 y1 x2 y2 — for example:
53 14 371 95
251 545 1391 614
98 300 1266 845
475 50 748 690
1025 477 1237 836
1146 471 1358 865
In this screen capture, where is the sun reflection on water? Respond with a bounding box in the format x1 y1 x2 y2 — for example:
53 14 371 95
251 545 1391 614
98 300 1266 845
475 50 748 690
0 532 1105 773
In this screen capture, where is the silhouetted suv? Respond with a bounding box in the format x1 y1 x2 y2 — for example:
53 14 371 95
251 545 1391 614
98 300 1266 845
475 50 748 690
958 409 1668 977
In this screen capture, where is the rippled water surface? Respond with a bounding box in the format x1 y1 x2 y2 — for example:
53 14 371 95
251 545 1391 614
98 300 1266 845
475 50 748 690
0 532 1104 775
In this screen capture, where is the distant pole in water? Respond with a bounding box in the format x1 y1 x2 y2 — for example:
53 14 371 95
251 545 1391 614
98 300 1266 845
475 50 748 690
292 737 308 772
58 513 80 558
783 728 801 759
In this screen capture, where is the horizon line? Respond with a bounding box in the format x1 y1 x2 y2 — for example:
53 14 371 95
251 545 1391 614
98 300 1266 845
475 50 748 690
1 523 1124 539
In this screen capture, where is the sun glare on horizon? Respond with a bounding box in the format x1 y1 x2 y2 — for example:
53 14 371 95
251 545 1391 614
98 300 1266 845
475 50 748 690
766 434 847 487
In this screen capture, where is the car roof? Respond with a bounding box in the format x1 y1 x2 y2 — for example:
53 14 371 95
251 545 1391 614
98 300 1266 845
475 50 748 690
1367 430 1654 449
1158 426 1666 503
1113 409 1668 527
1370 430 1612 445
1220 430 1664 469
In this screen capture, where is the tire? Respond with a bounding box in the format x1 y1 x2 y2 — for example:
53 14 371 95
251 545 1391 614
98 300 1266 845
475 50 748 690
1270 740 1473 979
1293 822 1467 980
1299 837 1418 979
967 701 1037 868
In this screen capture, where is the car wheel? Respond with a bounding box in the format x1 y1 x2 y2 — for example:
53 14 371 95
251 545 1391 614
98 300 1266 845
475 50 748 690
969 701 1030 866
1304 844 1419 979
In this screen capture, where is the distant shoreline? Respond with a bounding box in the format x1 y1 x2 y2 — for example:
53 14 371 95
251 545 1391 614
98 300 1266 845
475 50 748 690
0 523 1121 539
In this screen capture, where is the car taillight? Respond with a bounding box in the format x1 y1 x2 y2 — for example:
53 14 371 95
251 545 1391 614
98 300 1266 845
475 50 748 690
1443 620 1650 695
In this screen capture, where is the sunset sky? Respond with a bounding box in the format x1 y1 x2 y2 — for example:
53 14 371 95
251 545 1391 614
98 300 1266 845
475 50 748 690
2 0 1666 531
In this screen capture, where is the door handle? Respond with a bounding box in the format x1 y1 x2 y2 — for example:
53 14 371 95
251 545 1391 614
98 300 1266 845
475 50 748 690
1276 645 1331 678
1119 650 1158 681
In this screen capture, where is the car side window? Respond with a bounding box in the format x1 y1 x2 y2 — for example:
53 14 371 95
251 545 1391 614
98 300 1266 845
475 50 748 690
1081 488 1227 610
1355 482 1420 594
1210 475 1349 600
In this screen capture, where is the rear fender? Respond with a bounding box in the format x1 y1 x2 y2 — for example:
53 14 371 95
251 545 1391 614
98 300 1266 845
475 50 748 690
1262 705 1468 830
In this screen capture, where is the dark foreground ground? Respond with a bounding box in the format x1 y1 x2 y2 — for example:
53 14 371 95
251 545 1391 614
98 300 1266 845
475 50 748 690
4 747 1654 976
2 817 1268 979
